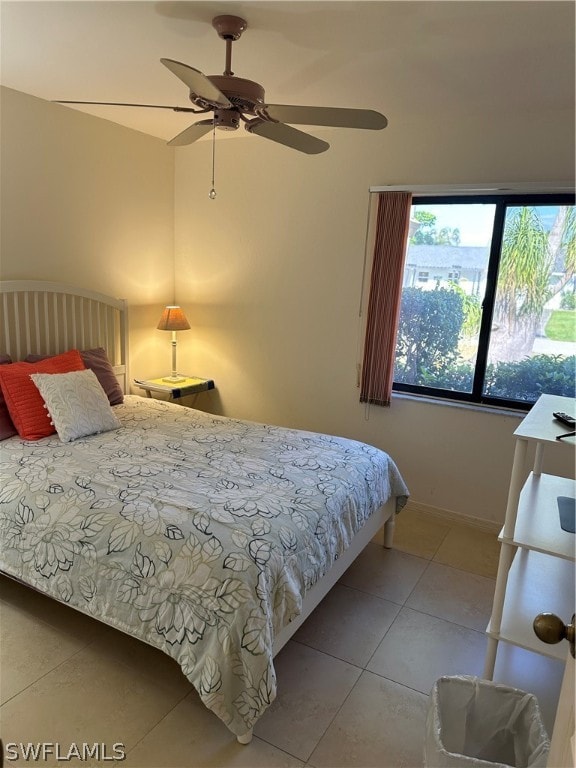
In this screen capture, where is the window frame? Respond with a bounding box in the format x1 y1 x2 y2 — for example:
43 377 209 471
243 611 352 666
392 192 576 411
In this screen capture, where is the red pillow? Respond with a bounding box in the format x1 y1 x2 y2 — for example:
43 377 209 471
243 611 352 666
0 349 85 440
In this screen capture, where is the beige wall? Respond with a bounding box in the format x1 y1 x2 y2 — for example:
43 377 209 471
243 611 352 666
0 86 174 380
1 85 574 526
173 108 576 526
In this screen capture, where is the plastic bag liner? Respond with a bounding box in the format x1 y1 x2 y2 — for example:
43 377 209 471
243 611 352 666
424 676 550 768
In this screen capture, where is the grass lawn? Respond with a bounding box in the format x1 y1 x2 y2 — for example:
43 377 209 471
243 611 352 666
545 310 576 341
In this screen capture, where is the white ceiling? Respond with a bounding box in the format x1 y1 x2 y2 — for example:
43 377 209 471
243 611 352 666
1 1 574 145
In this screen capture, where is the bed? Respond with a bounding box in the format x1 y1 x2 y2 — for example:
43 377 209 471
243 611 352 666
0 280 409 743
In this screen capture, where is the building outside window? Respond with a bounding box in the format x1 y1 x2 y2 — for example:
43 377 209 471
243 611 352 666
393 195 576 408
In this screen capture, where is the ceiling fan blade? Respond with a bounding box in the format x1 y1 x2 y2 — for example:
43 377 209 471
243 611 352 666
245 120 329 154
167 119 214 147
160 58 231 108
263 104 388 130
54 100 199 112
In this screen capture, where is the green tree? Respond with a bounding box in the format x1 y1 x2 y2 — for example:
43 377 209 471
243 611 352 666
411 211 461 246
411 211 437 244
449 281 482 337
491 206 576 361
395 287 465 385
437 226 461 246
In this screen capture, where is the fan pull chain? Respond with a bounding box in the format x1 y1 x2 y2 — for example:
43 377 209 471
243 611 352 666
209 119 217 199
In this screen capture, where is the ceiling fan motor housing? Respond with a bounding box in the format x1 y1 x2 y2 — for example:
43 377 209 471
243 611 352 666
206 75 265 115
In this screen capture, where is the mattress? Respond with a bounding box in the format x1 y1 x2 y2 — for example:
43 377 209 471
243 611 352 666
0 395 408 736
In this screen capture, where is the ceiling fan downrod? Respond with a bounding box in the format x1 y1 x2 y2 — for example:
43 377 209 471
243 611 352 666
212 15 247 77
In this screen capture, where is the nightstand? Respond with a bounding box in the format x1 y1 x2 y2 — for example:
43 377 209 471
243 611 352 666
134 376 215 401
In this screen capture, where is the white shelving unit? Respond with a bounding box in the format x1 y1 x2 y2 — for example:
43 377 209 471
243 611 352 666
484 394 576 677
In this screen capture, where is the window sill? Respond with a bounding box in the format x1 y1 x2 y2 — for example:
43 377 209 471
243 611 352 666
392 391 527 419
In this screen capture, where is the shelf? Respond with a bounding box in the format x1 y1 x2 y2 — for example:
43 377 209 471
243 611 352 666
485 394 576 681
500 472 576 561
513 394 576 445
487 548 575 661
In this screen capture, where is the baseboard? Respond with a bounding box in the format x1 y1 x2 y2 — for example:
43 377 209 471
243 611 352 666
403 499 502 535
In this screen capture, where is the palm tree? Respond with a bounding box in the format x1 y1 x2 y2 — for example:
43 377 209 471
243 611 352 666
490 206 575 361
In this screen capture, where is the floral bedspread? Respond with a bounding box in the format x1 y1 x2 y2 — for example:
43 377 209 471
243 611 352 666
0 395 408 736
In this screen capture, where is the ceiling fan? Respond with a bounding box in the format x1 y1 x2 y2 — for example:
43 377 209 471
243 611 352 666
55 15 388 154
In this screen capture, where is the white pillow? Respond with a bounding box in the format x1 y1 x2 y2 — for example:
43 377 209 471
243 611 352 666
30 368 121 443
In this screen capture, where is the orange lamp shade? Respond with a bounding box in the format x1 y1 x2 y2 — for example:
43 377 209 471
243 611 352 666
157 306 191 332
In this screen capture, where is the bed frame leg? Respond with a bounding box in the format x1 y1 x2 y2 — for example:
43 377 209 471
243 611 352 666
237 730 253 745
383 514 395 549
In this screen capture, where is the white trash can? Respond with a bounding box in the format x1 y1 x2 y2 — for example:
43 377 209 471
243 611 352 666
424 676 550 768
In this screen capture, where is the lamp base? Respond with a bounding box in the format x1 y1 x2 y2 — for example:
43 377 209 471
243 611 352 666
162 375 186 384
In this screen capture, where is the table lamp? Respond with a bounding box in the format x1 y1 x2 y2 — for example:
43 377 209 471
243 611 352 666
157 305 191 383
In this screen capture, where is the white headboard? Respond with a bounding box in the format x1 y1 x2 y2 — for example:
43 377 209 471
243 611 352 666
0 280 129 393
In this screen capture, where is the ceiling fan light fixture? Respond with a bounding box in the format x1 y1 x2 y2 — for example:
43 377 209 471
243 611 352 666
212 108 240 131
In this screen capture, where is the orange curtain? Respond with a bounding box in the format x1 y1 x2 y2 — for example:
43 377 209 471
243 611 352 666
360 192 412 406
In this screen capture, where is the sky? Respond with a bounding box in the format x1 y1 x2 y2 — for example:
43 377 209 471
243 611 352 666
413 203 565 247
412 203 495 247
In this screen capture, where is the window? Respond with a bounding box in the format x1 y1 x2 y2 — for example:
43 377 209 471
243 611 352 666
393 194 576 408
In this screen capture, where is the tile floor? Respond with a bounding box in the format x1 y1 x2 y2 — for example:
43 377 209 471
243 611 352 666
0 506 566 767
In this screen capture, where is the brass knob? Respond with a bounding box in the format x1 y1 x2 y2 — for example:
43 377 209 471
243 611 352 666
533 613 575 658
